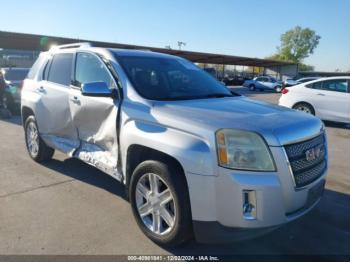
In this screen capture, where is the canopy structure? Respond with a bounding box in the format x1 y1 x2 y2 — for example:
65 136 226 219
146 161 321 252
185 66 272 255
0 31 295 68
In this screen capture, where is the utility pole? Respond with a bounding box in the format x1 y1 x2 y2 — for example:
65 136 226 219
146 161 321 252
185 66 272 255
177 41 186 50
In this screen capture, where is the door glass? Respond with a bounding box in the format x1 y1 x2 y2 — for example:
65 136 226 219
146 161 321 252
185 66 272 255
75 53 116 89
307 81 323 90
47 53 73 86
322 80 348 93
27 54 46 80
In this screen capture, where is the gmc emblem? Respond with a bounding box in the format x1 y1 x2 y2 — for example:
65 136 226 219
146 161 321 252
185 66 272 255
305 145 324 162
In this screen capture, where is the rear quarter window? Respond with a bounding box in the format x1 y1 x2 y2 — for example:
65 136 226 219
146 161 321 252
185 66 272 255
27 55 47 80
306 81 322 89
47 53 73 86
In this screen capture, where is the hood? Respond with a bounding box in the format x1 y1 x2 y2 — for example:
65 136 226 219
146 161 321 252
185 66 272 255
152 97 323 146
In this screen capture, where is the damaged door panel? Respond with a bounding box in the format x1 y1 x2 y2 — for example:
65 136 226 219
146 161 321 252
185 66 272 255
70 52 121 180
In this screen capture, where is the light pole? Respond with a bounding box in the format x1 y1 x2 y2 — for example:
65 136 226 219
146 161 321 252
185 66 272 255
177 41 186 50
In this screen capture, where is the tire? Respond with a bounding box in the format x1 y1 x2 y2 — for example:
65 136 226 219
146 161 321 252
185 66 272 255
129 160 192 246
24 116 54 162
275 86 282 93
293 103 315 115
249 84 256 91
3 93 20 115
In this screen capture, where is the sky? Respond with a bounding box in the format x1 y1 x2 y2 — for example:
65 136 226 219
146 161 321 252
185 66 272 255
1 0 349 71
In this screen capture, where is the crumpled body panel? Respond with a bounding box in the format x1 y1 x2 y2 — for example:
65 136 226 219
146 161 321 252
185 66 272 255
68 89 121 180
41 135 79 156
75 141 122 181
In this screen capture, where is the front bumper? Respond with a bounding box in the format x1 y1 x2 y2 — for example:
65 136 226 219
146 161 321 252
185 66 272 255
186 146 327 243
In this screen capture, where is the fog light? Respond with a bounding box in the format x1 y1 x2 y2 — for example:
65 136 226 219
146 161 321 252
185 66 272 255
243 190 257 220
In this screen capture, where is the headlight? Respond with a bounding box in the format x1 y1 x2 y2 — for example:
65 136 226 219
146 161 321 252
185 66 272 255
216 129 276 171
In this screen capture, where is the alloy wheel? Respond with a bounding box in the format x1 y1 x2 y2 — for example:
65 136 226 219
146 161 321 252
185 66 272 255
295 105 312 114
26 122 39 157
135 173 176 236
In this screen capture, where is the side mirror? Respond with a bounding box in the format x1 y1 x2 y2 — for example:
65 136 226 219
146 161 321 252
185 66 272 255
81 81 113 97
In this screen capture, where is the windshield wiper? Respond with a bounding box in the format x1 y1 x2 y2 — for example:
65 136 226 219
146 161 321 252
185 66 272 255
200 93 234 99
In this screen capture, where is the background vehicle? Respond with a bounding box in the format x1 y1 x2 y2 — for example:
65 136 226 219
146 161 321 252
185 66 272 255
283 77 320 88
1 67 29 114
21 43 327 246
243 76 283 92
203 67 218 78
223 75 245 86
279 77 350 124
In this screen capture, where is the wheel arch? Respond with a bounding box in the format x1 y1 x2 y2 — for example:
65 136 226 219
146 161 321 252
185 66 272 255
21 106 35 127
125 144 187 189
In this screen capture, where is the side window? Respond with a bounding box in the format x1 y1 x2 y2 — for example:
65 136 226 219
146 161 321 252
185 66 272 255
75 52 115 89
307 81 323 90
27 55 46 80
322 80 348 93
47 53 73 86
42 59 52 80
256 77 262 82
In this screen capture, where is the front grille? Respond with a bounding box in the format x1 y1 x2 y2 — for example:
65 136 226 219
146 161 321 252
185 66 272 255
284 134 327 188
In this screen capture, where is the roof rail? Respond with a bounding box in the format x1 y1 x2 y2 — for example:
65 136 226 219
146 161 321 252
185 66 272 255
50 42 92 51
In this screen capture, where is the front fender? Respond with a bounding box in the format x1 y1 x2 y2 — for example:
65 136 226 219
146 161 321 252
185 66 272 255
120 119 216 178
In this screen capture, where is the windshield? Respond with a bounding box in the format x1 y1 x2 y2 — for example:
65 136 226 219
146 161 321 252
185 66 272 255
4 69 29 81
116 55 233 100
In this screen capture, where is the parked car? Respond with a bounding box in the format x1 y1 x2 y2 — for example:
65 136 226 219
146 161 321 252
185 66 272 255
1 67 30 114
203 67 218 78
22 43 328 246
243 76 283 92
223 75 245 86
279 77 350 124
283 77 320 88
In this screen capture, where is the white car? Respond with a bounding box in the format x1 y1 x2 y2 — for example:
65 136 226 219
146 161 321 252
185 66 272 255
279 77 350 124
284 77 320 87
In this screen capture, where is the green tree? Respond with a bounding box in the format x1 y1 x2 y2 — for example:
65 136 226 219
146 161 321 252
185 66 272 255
267 26 321 71
298 63 315 72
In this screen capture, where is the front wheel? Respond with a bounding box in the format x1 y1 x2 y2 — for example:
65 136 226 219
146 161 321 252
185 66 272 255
3 93 20 115
129 160 192 246
24 116 54 162
275 86 282 93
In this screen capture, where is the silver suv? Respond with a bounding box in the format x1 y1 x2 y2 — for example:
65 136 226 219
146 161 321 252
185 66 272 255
21 43 328 246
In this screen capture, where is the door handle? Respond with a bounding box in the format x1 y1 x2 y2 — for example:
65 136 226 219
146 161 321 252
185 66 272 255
70 96 81 104
317 93 325 96
37 87 45 93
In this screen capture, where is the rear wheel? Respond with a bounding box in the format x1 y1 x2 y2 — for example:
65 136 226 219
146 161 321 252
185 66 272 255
130 160 192 246
24 116 54 162
293 103 315 115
